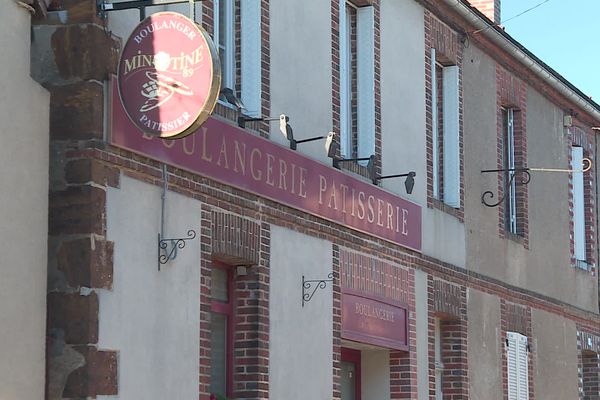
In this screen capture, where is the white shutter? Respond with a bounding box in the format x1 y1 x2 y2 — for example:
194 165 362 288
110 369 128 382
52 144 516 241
516 334 530 400
572 146 586 261
431 49 439 199
507 332 519 400
356 5 375 162
443 65 460 207
241 0 262 117
339 1 351 158
507 332 529 400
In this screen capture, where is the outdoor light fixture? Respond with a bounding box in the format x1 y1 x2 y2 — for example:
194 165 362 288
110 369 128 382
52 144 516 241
480 158 592 207
374 171 417 194
277 118 333 150
325 135 416 194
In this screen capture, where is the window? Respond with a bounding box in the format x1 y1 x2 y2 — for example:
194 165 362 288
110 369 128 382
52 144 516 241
431 48 460 208
340 0 375 162
571 145 587 264
503 108 520 235
210 264 233 398
215 0 234 91
214 0 261 116
506 331 529 400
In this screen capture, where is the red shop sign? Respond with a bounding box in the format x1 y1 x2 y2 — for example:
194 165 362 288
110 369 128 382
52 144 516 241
341 292 407 351
118 12 220 139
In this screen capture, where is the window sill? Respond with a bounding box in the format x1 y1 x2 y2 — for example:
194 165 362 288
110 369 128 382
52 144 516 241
213 102 266 136
574 259 592 271
340 160 373 182
431 198 462 221
505 231 525 246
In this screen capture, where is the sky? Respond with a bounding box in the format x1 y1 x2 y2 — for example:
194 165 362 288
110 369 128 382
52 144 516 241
501 0 600 102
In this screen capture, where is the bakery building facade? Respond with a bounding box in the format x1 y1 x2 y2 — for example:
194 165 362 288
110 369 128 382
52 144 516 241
21 0 600 398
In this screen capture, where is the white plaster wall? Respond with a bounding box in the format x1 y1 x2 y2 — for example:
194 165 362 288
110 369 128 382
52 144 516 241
381 0 465 268
0 4 49 400
98 175 201 399
269 0 333 163
362 350 390 399
414 269 429 400
532 309 579 400
467 289 503 400
269 226 333 399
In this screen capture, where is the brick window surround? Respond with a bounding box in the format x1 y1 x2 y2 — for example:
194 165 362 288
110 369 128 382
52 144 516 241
500 300 535 400
331 0 382 181
334 248 417 399
200 208 270 399
568 125 596 274
201 0 271 137
496 66 528 247
577 329 600 400
424 11 465 221
428 278 469 400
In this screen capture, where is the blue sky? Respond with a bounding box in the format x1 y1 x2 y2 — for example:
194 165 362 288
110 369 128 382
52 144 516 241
501 0 600 102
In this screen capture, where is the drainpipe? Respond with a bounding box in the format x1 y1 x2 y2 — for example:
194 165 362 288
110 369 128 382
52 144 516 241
443 0 600 122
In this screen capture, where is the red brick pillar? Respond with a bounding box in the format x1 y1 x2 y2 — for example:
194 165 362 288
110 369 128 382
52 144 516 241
33 1 120 398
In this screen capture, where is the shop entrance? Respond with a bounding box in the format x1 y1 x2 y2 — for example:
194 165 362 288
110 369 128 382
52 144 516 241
341 348 361 400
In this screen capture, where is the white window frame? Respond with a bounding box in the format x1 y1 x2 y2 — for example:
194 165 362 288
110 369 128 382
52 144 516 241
432 49 440 199
442 65 460 207
505 108 518 234
215 0 235 92
431 52 460 207
572 145 586 263
340 1 354 158
506 331 529 400
240 0 261 117
340 0 374 161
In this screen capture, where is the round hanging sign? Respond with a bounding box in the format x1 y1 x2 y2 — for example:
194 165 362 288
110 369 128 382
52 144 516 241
117 12 221 139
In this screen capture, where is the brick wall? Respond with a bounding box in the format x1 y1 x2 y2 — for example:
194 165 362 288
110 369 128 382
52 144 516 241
468 0 501 23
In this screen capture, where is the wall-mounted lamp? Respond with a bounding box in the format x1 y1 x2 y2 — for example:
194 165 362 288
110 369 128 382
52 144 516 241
277 117 332 150
324 133 416 194
373 171 416 194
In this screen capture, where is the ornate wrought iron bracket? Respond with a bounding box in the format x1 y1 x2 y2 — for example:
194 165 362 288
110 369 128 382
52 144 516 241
480 158 592 208
302 273 334 307
157 164 197 271
481 168 531 208
158 230 196 270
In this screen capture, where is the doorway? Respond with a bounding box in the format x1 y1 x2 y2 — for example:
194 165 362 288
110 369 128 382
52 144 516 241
341 348 361 400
